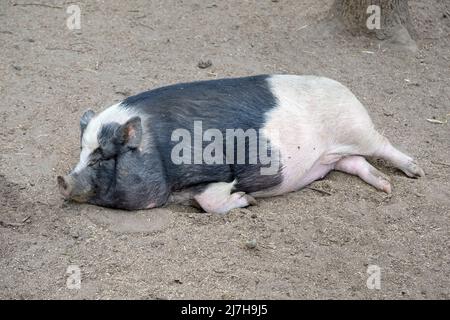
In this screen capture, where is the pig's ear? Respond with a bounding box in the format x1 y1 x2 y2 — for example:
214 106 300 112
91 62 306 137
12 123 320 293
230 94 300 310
80 109 95 135
116 116 142 148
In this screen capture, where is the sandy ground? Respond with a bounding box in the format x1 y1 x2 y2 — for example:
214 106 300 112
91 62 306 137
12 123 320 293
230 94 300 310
0 0 449 299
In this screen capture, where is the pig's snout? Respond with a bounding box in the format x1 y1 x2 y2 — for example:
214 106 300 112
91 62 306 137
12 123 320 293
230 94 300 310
57 174 92 202
57 175 73 199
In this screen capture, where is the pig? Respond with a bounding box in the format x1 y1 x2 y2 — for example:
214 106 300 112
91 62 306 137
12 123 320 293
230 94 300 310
58 75 424 213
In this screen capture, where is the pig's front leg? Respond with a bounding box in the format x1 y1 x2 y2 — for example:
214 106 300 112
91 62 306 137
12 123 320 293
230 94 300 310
194 181 257 214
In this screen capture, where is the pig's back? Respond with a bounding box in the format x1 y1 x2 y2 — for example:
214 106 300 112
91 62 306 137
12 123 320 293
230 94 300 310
122 75 277 129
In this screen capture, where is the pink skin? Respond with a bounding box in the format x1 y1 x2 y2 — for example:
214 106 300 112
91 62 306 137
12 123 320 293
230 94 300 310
334 156 392 193
197 192 256 214
146 202 157 209
277 139 424 197
283 155 392 194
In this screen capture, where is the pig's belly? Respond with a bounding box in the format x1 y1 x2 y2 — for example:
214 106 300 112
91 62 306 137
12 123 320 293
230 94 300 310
280 159 335 193
251 157 335 197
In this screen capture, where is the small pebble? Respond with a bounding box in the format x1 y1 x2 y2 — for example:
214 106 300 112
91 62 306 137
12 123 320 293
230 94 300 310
198 60 212 69
245 239 257 249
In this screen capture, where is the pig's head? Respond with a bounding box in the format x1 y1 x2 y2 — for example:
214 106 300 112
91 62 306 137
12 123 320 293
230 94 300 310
57 109 144 207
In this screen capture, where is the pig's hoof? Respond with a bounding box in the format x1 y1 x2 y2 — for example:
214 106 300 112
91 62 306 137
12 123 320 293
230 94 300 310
369 168 392 194
380 179 392 194
246 195 257 206
194 189 257 214
232 192 257 207
403 161 425 178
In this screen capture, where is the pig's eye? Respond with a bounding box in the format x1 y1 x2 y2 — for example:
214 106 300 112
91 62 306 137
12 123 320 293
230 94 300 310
87 148 103 166
88 157 100 166
89 148 117 167
99 149 116 161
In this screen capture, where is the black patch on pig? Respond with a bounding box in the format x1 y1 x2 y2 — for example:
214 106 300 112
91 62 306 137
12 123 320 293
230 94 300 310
121 75 283 195
76 121 168 210
84 148 169 210
72 75 283 210
97 122 122 159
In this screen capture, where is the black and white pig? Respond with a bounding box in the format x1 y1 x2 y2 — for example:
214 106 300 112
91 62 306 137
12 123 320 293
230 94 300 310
58 75 424 213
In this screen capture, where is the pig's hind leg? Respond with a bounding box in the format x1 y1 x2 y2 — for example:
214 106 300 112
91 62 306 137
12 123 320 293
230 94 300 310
333 136 424 193
373 141 425 178
334 156 392 193
193 181 256 214
336 125 424 179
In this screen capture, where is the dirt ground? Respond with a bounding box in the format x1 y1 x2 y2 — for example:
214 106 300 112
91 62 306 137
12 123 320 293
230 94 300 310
0 0 449 300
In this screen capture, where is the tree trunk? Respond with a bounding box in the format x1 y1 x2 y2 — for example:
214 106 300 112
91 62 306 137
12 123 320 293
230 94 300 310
331 0 416 43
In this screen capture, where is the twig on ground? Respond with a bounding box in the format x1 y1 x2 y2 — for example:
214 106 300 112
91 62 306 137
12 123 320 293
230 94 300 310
13 3 62 9
431 160 450 167
426 113 450 124
306 187 333 196
0 221 25 228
